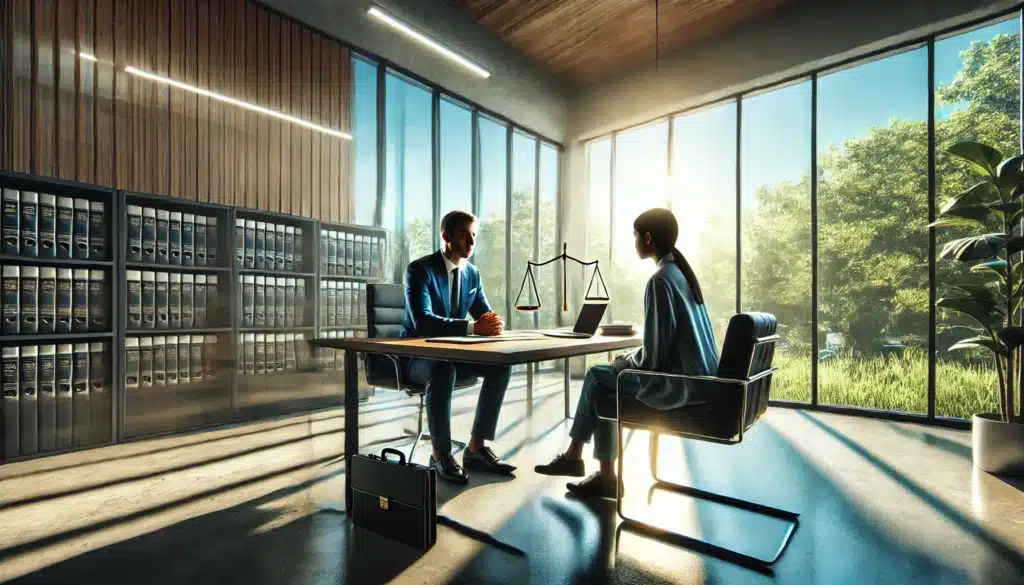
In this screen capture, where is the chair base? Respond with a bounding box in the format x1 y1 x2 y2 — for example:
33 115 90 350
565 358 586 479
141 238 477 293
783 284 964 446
403 428 466 461
617 478 799 569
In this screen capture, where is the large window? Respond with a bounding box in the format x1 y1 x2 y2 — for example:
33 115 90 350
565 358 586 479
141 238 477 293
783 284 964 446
579 12 1023 421
741 82 813 403
511 131 538 329
476 116 508 317
439 97 472 219
817 48 929 412
934 19 1020 418
671 102 737 347
385 71 433 268
352 57 378 227
538 143 560 329
611 121 669 327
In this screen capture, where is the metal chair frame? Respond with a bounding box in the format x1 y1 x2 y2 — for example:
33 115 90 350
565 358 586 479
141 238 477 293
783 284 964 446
600 333 799 569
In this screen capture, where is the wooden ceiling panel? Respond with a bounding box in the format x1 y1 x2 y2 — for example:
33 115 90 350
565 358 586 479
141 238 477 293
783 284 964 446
451 0 792 85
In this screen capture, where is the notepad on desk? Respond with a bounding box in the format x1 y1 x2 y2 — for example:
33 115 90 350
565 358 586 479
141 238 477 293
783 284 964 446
426 333 545 344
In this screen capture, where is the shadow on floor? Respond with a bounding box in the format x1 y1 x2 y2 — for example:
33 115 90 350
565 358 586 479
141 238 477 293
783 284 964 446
883 421 972 460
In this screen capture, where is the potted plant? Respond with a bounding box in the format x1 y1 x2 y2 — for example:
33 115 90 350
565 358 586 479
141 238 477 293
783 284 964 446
934 141 1024 475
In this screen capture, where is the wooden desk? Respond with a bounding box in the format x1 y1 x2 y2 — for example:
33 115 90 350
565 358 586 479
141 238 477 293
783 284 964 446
309 333 642 512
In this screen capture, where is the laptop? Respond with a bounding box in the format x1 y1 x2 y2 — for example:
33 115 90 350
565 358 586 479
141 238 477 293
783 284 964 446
537 302 608 339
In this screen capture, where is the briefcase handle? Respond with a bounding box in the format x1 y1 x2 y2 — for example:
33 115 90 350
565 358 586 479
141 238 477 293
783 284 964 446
381 448 406 465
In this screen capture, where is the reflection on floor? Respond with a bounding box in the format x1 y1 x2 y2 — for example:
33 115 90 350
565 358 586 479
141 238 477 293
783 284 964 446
1 371 1022 584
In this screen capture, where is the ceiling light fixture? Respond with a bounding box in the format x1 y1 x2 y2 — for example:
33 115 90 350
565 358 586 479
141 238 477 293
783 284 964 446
124 66 353 140
367 6 491 79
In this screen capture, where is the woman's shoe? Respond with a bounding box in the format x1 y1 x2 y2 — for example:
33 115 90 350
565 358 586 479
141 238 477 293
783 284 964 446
534 453 586 477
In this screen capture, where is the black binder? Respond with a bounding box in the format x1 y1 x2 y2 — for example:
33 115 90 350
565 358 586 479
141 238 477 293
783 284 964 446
139 336 153 389
254 276 266 328
3 347 19 458
255 221 266 270
285 278 296 328
243 334 255 375
72 343 90 447
285 333 296 371
284 226 295 271
89 270 107 331
354 234 363 276
343 233 353 276
327 281 337 327
2 188 19 254
294 227 304 271
55 344 73 449
153 336 166 386
321 230 330 275
127 204 143 262
194 275 207 328
169 211 182 266
181 274 194 329
89 201 106 260
73 198 90 259
165 335 178 385
264 222 274 271
182 213 195 267
140 271 156 330
20 345 38 455
39 267 56 334
242 275 254 327
39 193 56 258
57 196 74 259
296 279 306 327
156 209 170 264
20 191 38 258
235 218 245 265
2 266 18 335
275 278 286 328
177 337 190 385
320 281 329 326
362 235 371 277
38 344 56 452
275 333 285 372
189 335 203 386
20 266 38 334
124 338 139 430
89 342 109 445
156 272 169 329
207 217 219 266
142 207 157 263
254 333 265 375
244 220 256 269
264 275 275 327
275 224 285 270
207 276 220 326
169 273 182 329
341 282 351 326
202 335 217 381
195 216 207 266
126 270 142 330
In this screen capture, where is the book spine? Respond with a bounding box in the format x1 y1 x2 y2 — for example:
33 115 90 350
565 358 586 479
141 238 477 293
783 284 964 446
264 223 274 271
242 275 254 327
354 235 363 276
89 201 106 260
142 208 157 263
2 189 19 254
56 268 73 333
169 211 182 266
319 281 328 327
38 345 56 452
39 268 56 333
20 266 38 334
345 233 354 276
275 225 285 270
153 336 166 385
284 333 296 371
194 275 207 328
236 334 244 376
165 336 178 384
2 266 18 334
182 213 195 267
294 227 303 271
2 347 19 458
203 335 218 381
39 193 56 258
207 276 219 326
285 278 296 327
362 235 370 276
327 281 337 327
264 275 275 327
295 279 306 327
89 270 107 331
139 271 155 330
254 333 265 375
127 205 142 262
235 219 244 265
72 344 90 446
57 197 74 259
244 333 255 375
275 278 285 327
254 221 266 269
177 337 190 385
181 274 194 329
155 272 169 329
19 191 38 257
169 273 181 329
244 220 255 269
195 216 207 266
190 335 203 384
89 342 109 444
19 346 38 455
254 276 265 328
55 344 73 449
206 217 218 265
156 209 170 264
139 337 153 387
73 198 89 259
284 226 294 271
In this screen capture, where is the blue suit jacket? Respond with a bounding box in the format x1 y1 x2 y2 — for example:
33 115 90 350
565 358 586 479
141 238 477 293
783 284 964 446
401 251 492 338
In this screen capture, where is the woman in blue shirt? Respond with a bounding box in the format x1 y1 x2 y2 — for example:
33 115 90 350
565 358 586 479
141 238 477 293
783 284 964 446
535 208 720 498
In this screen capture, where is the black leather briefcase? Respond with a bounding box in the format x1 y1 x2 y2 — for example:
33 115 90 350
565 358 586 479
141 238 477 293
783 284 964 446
350 448 437 551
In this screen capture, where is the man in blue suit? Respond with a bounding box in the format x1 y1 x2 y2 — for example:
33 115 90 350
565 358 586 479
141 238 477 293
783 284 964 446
402 210 516 484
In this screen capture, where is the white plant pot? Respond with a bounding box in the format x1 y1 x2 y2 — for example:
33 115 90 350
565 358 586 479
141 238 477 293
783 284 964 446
972 413 1024 475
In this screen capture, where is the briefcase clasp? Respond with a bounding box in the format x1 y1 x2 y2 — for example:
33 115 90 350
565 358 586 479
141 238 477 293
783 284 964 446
379 495 390 510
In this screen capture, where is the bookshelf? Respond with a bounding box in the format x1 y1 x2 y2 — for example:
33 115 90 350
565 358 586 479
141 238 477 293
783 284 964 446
0 172 119 463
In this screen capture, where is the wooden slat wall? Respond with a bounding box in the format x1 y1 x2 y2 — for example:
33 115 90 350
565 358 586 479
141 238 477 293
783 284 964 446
0 0 353 222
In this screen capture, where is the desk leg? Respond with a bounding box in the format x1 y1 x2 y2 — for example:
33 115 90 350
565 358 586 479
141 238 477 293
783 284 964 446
526 363 533 416
564 358 570 419
344 349 358 514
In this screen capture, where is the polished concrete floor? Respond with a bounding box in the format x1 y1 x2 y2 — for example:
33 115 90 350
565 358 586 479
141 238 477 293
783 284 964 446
1 372 1022 584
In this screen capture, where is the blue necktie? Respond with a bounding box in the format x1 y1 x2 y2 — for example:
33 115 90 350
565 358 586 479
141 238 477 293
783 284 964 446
451 267 461 318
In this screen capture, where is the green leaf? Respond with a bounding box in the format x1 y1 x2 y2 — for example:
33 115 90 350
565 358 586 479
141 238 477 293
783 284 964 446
1008 237 1024 256
942 204 992 226
997 327 1024 351
949 336 1007 356
988 201 1024 223
941 182 995 212
1011 182 1024 200
946 282 1004 308
971 259 1008 276
996 154 1024 190
938 234 1008 262
948 141 1004 178
936 296 1004 329
929 216 987 229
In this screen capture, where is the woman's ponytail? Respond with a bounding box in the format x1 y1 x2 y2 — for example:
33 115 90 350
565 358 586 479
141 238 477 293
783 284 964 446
671 247 705 305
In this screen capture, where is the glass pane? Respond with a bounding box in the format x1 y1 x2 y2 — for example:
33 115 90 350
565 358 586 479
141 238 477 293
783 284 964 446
352 57 378 228
582 138 613 371
475 117 508 318
611 121 669 327
538 143 560 329
511 132 538 329
741 81 812 403
817 48 929 413
385 73 433 270
439 98 472 222
934 18 1020 419
671 102 737 349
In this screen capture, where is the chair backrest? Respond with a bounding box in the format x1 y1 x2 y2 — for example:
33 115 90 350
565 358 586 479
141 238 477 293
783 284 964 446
366 283 406 339
716 312 778 428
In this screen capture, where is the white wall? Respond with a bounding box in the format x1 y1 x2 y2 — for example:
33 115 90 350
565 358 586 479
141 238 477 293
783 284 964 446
260 0 570 143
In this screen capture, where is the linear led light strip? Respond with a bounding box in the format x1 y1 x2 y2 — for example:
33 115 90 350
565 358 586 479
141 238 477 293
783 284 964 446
367 6 490 79
121 64 352 140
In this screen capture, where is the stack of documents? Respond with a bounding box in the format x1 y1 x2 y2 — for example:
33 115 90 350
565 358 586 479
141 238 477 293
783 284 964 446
599 323 635 336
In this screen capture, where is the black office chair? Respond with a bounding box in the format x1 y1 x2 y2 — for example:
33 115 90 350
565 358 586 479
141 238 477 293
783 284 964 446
597 312 799 569
365 283 477 461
